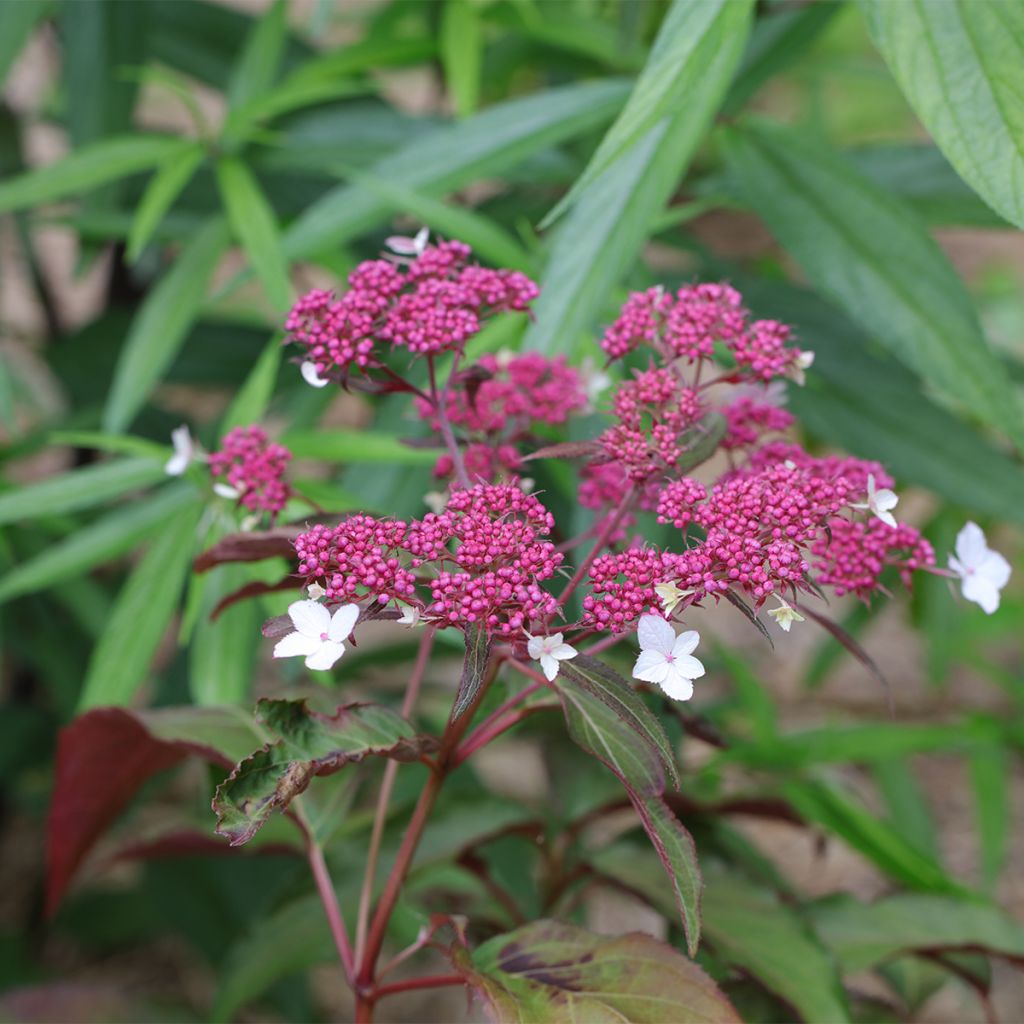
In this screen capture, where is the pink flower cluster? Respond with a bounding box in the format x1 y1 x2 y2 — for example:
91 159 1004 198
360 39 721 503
285 241 538 379
721 394 794 450
209 426 291 516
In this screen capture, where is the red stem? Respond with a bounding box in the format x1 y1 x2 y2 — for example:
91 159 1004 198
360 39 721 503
454 679 545 764
428 354 470 489
374 974 466 1000
307 837 355 982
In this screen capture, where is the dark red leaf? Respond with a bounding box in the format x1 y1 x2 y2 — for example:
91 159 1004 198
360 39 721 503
112 828 302 864
522 440 601 462
211 575 300 621
193 528 301 573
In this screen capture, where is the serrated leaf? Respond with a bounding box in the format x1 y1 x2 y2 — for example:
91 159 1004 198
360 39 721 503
452 622 491 720
126 141 205 262
104 216 230 433
213 699 437 845
451 921 740 1023
860 0 1024 230
719 119 1024 450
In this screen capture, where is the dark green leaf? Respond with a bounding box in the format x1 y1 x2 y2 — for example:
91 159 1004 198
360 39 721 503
221 334 283 432
225 0 286 114
282 428 440 466
872 759 941 863
0 0 53 87
452 623 491 720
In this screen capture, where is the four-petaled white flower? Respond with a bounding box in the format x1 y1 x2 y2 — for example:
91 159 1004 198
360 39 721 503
852 473 899 528
949 521 1011 615
273 599 360 671
301 360 330 388
654 580 693 617
386 226 429 258
165 425 197 476
526 631 577 682
767 596 804 633
632 614 705 701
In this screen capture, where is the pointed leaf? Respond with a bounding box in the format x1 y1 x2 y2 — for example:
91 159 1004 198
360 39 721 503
282 428 440 465
452 622 491 720
221 334 283 431
126 141 205 262
225 0 286 114
194 527 299 572
440 0 482 119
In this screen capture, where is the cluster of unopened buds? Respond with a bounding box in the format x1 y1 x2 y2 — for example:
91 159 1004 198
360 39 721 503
181 232 1012 700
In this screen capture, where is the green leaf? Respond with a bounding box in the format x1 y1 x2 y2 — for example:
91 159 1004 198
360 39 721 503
545 0 754 224
213 698 437 845
440 0 482 118
719 118 1024 449
126 142 205 263
0 457 164 526
0 135 183 214
280 79 630 262
811 893 1024 974
860 0 1024 229
0 0 53 88
282 428 440 466
524 18 750 356
78 500 203 710
451 920 741 1023
221 334 283 432
872 758 941 863
0 483 198 605
225 0 286 115
48 431 169 460
969 743 1009 892
215 158 291 311
103 216 231 433
452 622 491 720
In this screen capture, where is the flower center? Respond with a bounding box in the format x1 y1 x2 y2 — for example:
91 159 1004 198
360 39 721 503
320 631 329 641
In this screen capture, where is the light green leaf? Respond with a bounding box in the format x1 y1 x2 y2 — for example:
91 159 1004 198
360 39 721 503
78 500 202 710
103 216 230 433
860 0 1024 229
126 142 205 263
720 119 1024 449
544 0 754 224
969 742 1009 892
221 334 283 432
0 457 165 526
0 135 183 214
440 0 482 118
225 0 286 115
872 758 941 863
524 13 750 356
282 429 440 466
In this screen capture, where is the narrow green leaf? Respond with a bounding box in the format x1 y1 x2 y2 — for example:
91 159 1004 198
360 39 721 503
452 622 491 719
440 0 482 118
226 77 370 138
545 0 754 224
0 0 53 87
860 0 1024 229
0 457 164 526
78 500 202 710
872 758 941 862
282 429 440 466
720 119 1024 449
221 334 283 432
126 141 205 263
0 484 197 605
284 35 433 86
969 742 1009 892
48 431 169 460
103 216 230 433
215 158 292 311
0 135 183 215
225 0 286 113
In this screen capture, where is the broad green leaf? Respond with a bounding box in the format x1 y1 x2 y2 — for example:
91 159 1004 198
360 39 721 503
452 920 741 1023
225 0 286 114
139 704 267 765
811 893 1024 974
0 484 197 604
221 334 283 432
78 500 202 710
215 158 292 311
282 428 440 466
213 698 437 844
860 0 1024 229
440 0 482 118
969 743 1009 892
0 135 183 214
280 79 630 262
524 17 750 356
0 0 53 87
452 622 491 720
720 119 1024 449
126 142 205 262
103 216 230 433
0 457 164 526
545 0 754 223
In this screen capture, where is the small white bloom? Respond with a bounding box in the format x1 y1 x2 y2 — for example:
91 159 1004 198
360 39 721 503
579 357 612 408
494 348 517 370
632 614 705 701
766 596 804 633
385 226 429 258
788 350 815 386
240 513 259 532
851 473 899 528
654 581 693 617
301 360 329 388
165 425 197 476
949 521 1011 615
423 490 448 514
273 599 359 671
396 602 421 627
526 631 577 682
307 582 326 600
518 477 535 494
213 482 241 500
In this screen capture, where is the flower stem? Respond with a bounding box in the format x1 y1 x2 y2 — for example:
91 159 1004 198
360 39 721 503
373 974 466 1000
307 836 355 982
453 679 545 765
428 354 470 489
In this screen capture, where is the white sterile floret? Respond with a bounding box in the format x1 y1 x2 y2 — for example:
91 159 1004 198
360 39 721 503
301 360 330 388
385 226 429 257
165 425 197 476
526 631 577 682
579 356 612 409
851 473 899 528
397 602 421 627
788 350 815 386
632 614 705 701
767 596 804 633
949 521 1011 615
274 600 360 671
654 581 692 617
307 582 326 600
213 482 241 500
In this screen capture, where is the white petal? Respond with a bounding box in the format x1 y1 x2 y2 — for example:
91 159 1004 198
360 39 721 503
307 583 326 600
962 574 1001 615
413 226 430 253
397 603 420 627
659 668 694 701
672 630 700 658
170 425 192 455
305 641 347 671
385 235 419 255
632 649 669 683
955 522 988 568
978 550 1011 590
274 631 321 659
214 482 240 500
164 452 189 476
874 508 898 529
637 614 675 654
540 653 559 682
301 361 330 388
874 489 898 512
526 634 544 660
288 599 332 638
674 654 705 680
551 643 577 662
328 603 360 642
947 555 967 580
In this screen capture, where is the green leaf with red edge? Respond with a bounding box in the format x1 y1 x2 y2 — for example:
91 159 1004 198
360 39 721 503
452 622 492 720
450 920 740 1022
46 705 262 915
213 699 437 845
